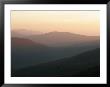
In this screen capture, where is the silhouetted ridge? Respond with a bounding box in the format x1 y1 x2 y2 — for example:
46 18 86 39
29 31 99 47
12 48 100 77
44 31 87 36
12 37 48 47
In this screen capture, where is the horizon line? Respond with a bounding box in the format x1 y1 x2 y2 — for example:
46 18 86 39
11 30 100 37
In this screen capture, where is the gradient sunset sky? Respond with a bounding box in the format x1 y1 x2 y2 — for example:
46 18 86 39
11 11 100 36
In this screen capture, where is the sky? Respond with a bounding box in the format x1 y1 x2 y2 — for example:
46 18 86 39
11 11 100 36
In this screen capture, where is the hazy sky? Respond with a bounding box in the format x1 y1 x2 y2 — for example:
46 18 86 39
11 11 100 36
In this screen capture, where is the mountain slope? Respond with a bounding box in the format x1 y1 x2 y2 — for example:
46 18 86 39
11 32 100 71
28 31 100 47
12 37 48 48
11 37 99 71
11 37 49 70
12 48 100 77
11 32 100 74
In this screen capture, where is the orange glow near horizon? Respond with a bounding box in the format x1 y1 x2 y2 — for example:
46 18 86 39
11 11 100 36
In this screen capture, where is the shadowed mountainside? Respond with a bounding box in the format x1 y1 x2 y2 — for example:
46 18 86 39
11 36 99 71
11 37 49 70
11 32 100 76
12 37 48 48
12 48 100 77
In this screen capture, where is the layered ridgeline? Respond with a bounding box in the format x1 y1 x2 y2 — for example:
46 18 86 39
28 31 99 47
12 29 44 37
12 48 100 77
11 31 100 77
12 30 99 47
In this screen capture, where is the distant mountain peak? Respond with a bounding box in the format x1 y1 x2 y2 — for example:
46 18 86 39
28 31 100 47
43 31 99 37
42 31 87 37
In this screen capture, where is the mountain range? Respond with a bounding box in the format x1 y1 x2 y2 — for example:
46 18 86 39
11 31 100 77
28 31 99 47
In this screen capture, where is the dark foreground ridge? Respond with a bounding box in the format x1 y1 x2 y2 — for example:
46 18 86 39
12 48 100 77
